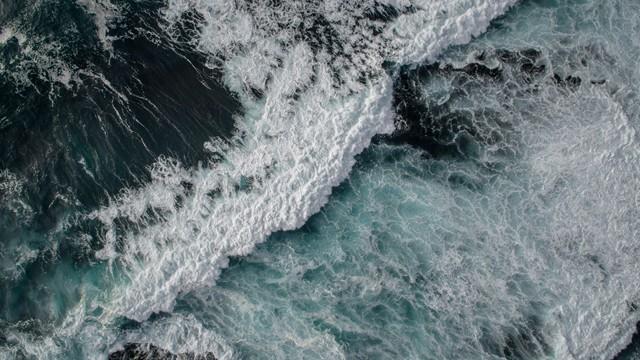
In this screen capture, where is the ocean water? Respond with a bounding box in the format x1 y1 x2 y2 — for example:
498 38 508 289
1 0 640 359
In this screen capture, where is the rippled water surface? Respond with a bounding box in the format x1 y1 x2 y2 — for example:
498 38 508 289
1 0 640 359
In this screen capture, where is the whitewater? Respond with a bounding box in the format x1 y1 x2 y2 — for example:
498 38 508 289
1 0 640 359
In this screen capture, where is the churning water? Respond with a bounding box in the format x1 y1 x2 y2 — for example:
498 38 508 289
1 0 640 359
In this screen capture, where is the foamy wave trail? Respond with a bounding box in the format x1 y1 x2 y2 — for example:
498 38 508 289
88 0 515 326
0 0 514 357
18 0 640 358
114 1 640 359
1 0 519 357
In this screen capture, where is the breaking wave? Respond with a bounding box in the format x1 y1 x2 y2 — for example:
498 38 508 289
89 0 515 327
3 0 640 359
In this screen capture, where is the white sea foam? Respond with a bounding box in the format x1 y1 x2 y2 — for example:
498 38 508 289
0 26 25 46
75 0 119 50
3 0 518 357
0 170 37 280
524 87 640 359
3 0 636 358
96 71 396 321
89 0 516 323
384 0 516 64
400 31 640 357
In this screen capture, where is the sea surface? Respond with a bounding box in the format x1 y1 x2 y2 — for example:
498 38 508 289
1 0 640 359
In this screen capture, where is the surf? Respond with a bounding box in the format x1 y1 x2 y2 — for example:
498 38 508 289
4 0 640 359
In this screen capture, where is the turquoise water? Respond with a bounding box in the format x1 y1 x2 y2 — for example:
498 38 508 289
1 0 640 359
174 143 552 359
164 1 640 358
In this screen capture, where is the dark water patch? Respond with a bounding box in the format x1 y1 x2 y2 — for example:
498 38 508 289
613 322 640 360
0 0 241 332
160 5 207 46
109 343 217 360
479 315 551 360
0 0 18 24
384 61 508 162
552 73 582 90
0 0 240 233
115 311 174 333
364 2 416 22
383 48 590 164
387 67 487 161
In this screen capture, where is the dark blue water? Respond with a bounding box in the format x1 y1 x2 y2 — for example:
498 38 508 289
0 0 240 353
